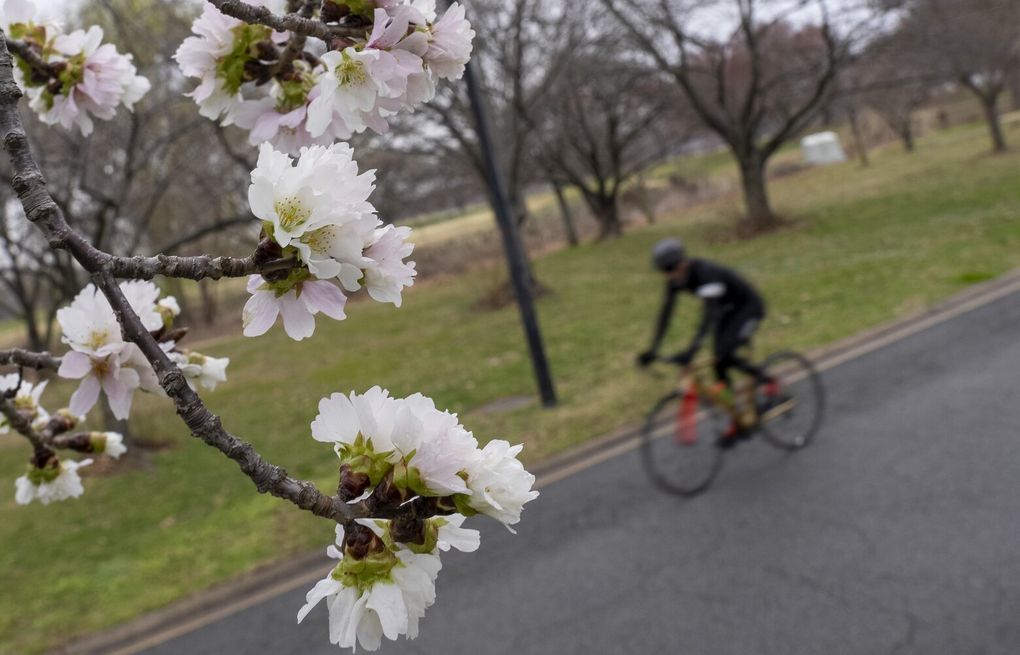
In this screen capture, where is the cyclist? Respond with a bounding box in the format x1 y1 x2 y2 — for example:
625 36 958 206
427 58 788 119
637 238 774 437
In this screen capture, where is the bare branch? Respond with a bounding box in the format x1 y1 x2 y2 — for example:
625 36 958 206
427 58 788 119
207 0 367 40
0 32 449 527
4 38 52 78
0 396 53 463
0 348 60 371
155 215 258 255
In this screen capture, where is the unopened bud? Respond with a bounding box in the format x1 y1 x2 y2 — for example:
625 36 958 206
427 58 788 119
390 515 427 546
339 464 371 500
255 39 279 62
253 236 284 264
49 410 79 434
320 0 350 23
344 522 385 560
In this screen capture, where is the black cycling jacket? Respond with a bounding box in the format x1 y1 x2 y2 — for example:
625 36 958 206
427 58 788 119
647 258 766 355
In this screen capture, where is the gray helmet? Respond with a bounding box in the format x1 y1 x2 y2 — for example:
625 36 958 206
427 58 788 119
652 238 686 271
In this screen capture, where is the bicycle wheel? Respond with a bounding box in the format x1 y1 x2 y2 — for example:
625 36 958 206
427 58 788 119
641 392 726 496
757 351 825 451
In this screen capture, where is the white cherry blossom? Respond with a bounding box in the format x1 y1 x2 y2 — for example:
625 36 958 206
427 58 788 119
425 3 475 81
91 431 127 459
170 352 230 391
464 440 539 531
58 343 156 419
312 386 402 454
25 25 150 136
362 225 416 307
14 458 93 505
248 142 375 250
242 274 348 341
56 282 162 418
297 523 442 651
0 375 47 434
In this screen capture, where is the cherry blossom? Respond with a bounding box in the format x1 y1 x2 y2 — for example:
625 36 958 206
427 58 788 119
14 458 93 505
90 431 127 459
0 375 47 434
170 351 231 392
463 440 539 531
297 522 444 651
242 274 348 341
16 22 150 136
55 282 164 418
362 224 416 307
425 3 475 81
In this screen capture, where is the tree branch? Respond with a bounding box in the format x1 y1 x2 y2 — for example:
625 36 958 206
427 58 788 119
0 32 442 526
0 348 60 371
0 396 53 463
155 215 258 255
208 0 367 41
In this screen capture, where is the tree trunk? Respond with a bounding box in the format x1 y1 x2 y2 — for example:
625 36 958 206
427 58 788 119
847 105 869 167
737 154 779 232
509 189 529 228
585 193 622 240
198 280 217 326
550 180 579 247
634 172 657 225
21 306 44 352
979 94 1007 153
900 123 915 153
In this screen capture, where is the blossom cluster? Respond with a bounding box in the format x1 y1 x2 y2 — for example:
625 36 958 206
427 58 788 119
56 281 230 419
301 387 537 650
1 0 150 136
1 1 540 651
1 373 127 505
175 0 474 154
242 142 415 340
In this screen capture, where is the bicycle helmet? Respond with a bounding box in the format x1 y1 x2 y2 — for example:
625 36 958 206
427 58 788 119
652 238 686 271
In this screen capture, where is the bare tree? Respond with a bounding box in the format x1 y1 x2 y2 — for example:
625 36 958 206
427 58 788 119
601 0 874 233
411 0 582 228
902 0 1018 152
539 41 682 239
856 32 936 152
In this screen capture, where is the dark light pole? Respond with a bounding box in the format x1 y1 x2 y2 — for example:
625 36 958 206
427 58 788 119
459 57 558 407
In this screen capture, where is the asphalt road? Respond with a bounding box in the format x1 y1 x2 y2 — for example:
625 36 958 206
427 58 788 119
141 290 1020 655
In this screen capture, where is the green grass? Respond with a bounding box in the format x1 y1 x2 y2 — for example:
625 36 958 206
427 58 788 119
2 120 1020 653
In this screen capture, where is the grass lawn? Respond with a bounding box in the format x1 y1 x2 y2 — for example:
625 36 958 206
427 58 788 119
2 120 1019 653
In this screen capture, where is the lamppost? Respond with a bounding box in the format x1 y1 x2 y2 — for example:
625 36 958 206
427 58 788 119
456 12 558 408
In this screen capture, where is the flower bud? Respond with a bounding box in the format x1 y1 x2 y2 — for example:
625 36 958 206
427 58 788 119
320 0 350 23
338 463 371 500
344 522 385 560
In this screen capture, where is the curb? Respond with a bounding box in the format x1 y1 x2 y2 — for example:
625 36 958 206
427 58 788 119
58 268 1020 655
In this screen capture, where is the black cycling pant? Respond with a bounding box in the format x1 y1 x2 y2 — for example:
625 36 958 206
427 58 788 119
713 307 766 385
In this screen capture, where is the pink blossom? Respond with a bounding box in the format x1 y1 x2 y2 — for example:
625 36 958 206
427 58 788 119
242 275 348 341
363 225 416 307
58 344 157 419
425 3 474 81
26 26 150 136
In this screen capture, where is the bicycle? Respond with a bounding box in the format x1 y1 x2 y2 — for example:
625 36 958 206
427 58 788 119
641 350 825 496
